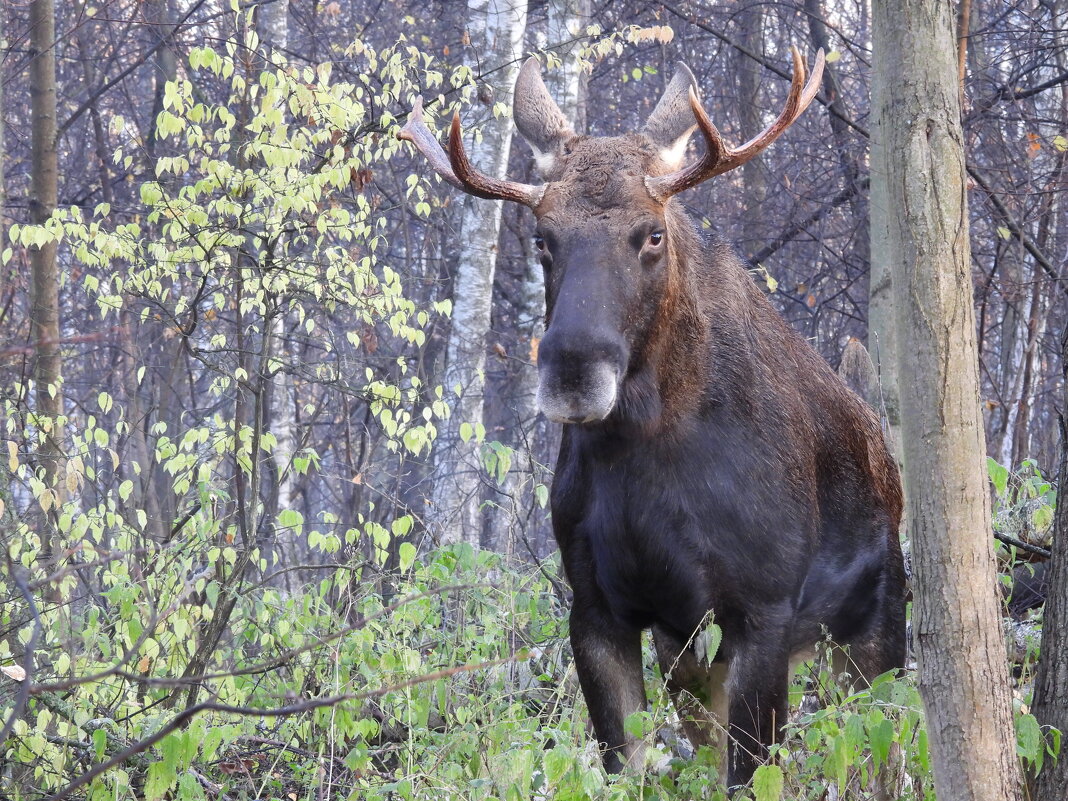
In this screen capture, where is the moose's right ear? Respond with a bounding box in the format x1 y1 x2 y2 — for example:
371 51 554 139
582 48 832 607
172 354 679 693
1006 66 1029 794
514 57 576 177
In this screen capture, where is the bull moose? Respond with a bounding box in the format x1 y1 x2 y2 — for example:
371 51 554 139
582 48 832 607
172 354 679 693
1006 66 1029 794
400 48 906 790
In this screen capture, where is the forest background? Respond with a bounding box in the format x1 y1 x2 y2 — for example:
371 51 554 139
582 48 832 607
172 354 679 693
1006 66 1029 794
1 0 1066 799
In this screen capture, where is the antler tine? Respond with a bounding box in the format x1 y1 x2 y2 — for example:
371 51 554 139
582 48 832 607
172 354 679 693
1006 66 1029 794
446 115 545 207
396 95 545 207
646 48 825 201
398 96 467 192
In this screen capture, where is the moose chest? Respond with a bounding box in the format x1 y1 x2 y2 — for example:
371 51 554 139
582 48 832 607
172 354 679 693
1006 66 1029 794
551 425 809 640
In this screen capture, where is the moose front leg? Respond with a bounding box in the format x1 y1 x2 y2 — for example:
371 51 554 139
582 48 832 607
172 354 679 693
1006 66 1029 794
725 637 790 789
570 609 647 772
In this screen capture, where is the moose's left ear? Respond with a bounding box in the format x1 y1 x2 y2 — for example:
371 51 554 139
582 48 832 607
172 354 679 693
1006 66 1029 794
642 63 699 169
514 57 576 177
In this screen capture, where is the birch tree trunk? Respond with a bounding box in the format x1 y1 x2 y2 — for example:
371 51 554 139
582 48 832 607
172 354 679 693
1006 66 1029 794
735 3 766 261
256 0 288 55
29 0 64 511
872 2 1022 800
544 0 589 132
481 0 590 555
432 0 527 546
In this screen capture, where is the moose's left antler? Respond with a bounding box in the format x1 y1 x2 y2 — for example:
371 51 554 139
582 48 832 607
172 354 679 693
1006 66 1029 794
398 96 545 207
645 47 825 201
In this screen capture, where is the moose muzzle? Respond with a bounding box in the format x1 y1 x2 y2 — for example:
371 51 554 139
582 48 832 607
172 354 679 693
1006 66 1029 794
536 333 626 424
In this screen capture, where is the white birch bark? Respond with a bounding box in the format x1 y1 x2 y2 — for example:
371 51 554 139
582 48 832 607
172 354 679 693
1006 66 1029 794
256 0 288 54
432 0 527 546
480 0 590 555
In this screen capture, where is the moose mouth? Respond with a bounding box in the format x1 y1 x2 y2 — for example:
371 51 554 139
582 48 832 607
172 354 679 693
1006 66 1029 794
536 361 621 424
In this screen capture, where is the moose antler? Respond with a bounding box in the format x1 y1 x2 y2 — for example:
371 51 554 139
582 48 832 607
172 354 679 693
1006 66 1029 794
398 96 545 207
646 47 825 201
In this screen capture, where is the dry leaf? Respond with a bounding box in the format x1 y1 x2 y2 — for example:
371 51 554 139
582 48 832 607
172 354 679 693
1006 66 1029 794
1 664 27 682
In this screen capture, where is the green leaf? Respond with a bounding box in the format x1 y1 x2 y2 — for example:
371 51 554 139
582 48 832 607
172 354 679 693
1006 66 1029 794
534 484 549 509
1017 713 1043 769
1032 504 1054 531
93 728 107 761
698 622 722 665
869 717 895 769
987 457 1009 496
752 764 783 801
391 514 413 537
278 509 304 533
398 542 417 571
139 182 163 206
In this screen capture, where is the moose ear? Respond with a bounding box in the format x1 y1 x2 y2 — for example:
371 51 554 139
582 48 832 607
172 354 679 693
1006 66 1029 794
514 57 576 177
642 63 699 169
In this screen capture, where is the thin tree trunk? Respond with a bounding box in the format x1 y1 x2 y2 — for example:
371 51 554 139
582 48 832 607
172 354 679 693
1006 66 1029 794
872 3 1023 801
545 0 589 133
482 0 589 555
867 124 904 476
1029 9 1068 793
1030 331 1068 798
1 0 6 263
256 0 288 55
431 0 527 547
736 2 766 261
29 0 64 512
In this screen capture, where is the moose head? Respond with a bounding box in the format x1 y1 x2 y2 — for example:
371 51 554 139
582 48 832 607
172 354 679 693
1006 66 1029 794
401 50 823 432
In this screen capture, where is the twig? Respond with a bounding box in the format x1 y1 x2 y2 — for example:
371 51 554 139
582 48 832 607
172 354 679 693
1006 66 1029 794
994 531 1051 560
44 652 527 801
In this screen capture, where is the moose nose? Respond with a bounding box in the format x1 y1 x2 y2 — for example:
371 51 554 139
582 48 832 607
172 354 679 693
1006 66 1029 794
536 333 627 424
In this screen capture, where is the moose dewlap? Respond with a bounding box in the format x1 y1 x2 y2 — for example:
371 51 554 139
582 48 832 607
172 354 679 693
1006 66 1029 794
400 48 906 790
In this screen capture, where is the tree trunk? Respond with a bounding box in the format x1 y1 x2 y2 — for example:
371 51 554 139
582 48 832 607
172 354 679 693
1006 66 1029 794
256 0 288 54
431 0 527 546
1029 10 1068 793
544 0 589 133
867 57 904 478
872 3 1023 801
1030 329 1068 799
735 2 766 262
481 0 590 555
29 0 64 510
1 0 6 264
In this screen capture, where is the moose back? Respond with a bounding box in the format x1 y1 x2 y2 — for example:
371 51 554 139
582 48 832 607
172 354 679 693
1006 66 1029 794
400 49 906 789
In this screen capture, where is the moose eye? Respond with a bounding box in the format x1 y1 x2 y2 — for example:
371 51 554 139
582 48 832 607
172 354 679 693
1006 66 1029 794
648 231 664 247
534 235 546 252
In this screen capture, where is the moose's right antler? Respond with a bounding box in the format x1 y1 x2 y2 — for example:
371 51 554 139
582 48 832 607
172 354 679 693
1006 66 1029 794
645 47 825 201
398 96 545 207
